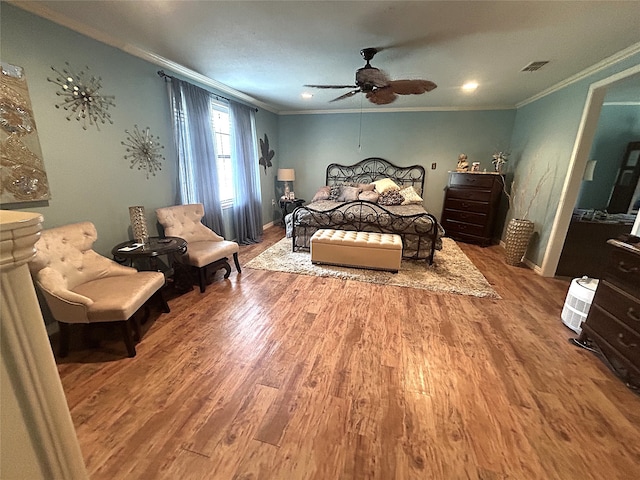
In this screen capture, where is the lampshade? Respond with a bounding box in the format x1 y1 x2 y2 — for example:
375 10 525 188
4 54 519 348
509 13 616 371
277 168 295 182
583 160 597 181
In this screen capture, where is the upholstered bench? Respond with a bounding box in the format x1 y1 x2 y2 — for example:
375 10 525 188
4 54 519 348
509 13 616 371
310 229 402 273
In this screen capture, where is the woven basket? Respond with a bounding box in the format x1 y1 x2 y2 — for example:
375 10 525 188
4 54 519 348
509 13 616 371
504 218 534 266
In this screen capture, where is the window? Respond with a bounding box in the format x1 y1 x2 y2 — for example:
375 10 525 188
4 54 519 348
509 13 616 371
210 101 234 207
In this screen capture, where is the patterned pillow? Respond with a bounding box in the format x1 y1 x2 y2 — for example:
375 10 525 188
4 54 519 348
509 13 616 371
345 182 375 192
311 186 331 202
372 177 400 194
328 185 341 201
337 186 360 202
399 186 424 205
378 190 405 206
358 190 379 203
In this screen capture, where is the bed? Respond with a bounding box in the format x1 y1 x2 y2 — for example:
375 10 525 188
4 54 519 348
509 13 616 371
288 157 444 264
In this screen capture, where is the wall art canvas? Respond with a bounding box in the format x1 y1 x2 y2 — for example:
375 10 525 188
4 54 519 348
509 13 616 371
1 62 50 204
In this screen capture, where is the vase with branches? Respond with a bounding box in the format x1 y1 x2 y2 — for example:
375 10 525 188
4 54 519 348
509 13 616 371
503 162 552 265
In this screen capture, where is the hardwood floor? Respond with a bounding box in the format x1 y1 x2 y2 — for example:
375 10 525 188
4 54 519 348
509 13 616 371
56 227 640 480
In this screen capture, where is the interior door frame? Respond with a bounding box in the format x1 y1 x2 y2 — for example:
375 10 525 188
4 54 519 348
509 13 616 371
540 63 640 277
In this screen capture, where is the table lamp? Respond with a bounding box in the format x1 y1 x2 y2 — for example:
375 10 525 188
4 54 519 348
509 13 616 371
277 168 295 198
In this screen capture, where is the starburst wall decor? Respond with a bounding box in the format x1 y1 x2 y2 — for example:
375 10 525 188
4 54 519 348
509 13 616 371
121 125 165 179
47 62 115 130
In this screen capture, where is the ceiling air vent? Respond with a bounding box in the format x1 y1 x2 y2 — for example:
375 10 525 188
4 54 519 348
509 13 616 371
521 61 549 72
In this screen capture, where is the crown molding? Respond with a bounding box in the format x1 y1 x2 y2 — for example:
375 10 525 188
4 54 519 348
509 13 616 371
8 0 278 114
279 105 516 115
516 42 640 108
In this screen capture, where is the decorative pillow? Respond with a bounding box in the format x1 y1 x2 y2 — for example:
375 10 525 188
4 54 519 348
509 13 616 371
359 190 379 202
328 185 342 201
337 185 360 202
372 177 400 194
378 190 405 206
311 186 331 202
399 186 424 205
345 182 375 192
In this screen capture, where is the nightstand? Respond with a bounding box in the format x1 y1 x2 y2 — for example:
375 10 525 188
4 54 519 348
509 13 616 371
280 198 305 227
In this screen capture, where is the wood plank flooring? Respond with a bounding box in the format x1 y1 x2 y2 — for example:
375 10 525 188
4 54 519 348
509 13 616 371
55 227 640 479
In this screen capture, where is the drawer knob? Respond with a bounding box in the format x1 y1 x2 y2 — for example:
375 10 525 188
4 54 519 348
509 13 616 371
617 261 639 274
617 333 638 349
627 307 640 322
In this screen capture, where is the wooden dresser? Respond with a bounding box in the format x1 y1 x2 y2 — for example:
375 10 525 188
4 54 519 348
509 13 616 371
578 239 640 388
440 172 503 246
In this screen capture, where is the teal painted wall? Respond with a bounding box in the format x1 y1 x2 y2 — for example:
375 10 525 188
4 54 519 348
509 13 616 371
278 110 516 219
0 4 279 256
507 52 640 267
577 104 640 210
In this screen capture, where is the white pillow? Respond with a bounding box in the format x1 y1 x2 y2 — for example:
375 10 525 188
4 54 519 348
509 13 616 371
372 178 400 194
399 186 424 205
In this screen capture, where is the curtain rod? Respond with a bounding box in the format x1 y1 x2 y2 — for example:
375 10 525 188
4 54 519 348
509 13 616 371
157 70 258 112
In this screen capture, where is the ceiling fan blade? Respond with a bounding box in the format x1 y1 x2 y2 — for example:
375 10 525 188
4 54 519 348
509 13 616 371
365 87 397 105
388 79 437 95
330 89 361 102
304 84 357 89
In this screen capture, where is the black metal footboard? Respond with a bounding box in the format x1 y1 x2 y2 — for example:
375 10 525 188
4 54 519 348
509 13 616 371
291 201 440 264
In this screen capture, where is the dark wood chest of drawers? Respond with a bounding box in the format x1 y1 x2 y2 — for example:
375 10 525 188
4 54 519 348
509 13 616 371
440 172 504 246
578 239 640 388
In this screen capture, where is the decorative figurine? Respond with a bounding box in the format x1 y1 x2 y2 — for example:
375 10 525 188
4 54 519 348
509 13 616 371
456 154 469 172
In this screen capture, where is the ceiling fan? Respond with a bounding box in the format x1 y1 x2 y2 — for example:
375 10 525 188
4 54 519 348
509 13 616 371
305 47 437 105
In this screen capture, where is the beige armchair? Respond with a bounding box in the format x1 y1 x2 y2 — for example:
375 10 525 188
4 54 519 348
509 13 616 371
156 203 241 293
28 221 168 357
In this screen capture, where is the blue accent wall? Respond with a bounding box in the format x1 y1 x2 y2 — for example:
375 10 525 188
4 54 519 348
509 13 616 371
278 110 516 219
507 52 640 266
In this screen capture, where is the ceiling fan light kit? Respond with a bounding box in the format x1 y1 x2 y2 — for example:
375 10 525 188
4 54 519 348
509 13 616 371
305 47 437 105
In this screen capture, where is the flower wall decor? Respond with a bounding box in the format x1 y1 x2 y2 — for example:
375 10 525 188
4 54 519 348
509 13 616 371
259 133 274 174
1 62 51 203
121 125 165 179
47 62 115 130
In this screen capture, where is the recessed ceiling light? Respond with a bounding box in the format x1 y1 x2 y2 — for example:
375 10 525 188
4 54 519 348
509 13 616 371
462 82 478 92
301 92 313 99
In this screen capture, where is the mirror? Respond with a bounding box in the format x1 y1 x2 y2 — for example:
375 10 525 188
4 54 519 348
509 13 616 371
608 141 640 214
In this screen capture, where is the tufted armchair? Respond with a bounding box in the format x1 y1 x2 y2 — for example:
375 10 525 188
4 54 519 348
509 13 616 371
28 221 168 357
156 203 241 293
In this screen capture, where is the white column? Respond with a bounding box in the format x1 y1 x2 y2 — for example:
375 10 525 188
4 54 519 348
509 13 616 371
0 210 87 479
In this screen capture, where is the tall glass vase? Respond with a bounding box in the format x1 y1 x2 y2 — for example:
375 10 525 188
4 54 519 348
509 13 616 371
504 218 534 266
129 206 149 244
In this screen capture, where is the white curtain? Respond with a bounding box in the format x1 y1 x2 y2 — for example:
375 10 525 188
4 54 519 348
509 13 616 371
229 101 262 244
168 78 225 236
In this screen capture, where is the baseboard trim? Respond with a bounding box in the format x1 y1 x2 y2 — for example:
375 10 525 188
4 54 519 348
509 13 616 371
498 239 542 275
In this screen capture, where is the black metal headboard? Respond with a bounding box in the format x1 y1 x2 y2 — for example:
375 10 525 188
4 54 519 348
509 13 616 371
326 157 425 194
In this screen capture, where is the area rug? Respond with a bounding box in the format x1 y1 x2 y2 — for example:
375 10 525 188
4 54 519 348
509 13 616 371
246 237 500 298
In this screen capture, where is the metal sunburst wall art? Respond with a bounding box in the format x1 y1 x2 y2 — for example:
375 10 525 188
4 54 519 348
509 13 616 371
47 62 115 130
121 125 165 179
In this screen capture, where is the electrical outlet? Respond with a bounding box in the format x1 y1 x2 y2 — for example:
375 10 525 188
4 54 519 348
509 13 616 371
431 163 437 170
271 198 276 206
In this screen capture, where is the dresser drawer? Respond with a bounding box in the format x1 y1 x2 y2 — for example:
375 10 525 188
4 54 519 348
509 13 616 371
446 187 493 202
442 209 488 226
605 246 640 292
443 198 491 214
442 219 487 238
584 306 640 367
594 281 640 335
449 173 499 189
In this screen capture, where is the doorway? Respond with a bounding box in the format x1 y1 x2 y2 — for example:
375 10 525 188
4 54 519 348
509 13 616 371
541 64 640 277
